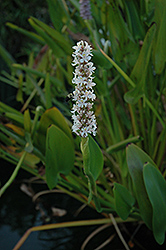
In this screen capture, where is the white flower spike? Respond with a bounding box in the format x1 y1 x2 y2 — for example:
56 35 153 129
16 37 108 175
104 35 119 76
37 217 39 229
71 40 97 138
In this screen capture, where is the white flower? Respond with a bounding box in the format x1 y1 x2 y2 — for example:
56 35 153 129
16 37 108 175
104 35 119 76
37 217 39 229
71 40 97 138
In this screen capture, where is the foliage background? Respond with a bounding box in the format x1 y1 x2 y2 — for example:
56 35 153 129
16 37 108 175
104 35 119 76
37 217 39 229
0 0 166 249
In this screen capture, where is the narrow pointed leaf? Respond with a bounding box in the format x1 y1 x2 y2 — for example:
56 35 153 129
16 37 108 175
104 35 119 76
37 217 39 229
28 18 65 58
6 22 45 45
0 43 16 69
24 109 31 133
30 17 72 55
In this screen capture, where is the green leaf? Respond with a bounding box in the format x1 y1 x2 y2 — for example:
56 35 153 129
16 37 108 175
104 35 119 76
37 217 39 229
113 183 135 220
124 1 145 40
0 43 16 69
46 0 70 32
34 107 73 155
0 132 12 146
124 23 156 104
143 163 166 245
28 18 66 58
153 0 166 74
12 64 62 89
46 125 74 189
124 83 144 105
107 1 139 66
68 0 79 10
16 74 23 103
88 135 104 181
24 132 34 153
93 50 112 69
3 112 24 126
106 136 143 153
30 17 72 55
81 136 103 210
24 109 31 133
6 22 45 45
126 143 157 229
45 73 52 109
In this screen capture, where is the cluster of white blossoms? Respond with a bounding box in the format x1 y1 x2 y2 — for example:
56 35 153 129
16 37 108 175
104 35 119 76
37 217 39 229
71 40 97 138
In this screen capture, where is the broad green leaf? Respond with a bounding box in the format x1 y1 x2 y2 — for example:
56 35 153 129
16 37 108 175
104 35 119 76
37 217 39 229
46 125 74 189
124 23 156 104
81 136 103 209
143 163 166 245
34 107 73 155
88 135 103 181
113 183 135 220
153 0 166 74
126 143 157 229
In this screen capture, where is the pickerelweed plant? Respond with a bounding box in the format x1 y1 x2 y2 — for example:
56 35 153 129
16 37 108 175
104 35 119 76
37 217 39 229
71 40 102 210
0 1 166 248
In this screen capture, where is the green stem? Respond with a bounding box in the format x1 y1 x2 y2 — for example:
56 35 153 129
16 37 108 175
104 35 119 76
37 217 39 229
31 106 44 139
0 151 27 196
128 104 139 137
21 78 44 112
